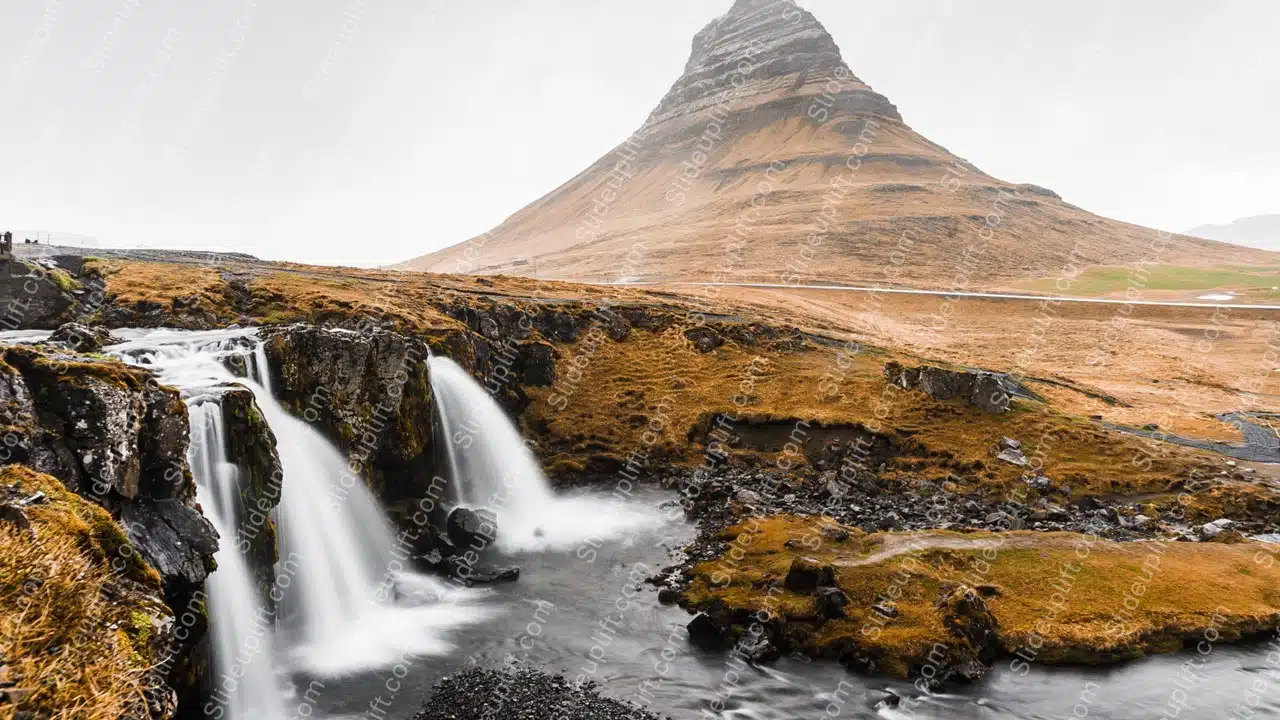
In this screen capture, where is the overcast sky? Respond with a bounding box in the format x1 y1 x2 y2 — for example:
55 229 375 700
1 0 1277 265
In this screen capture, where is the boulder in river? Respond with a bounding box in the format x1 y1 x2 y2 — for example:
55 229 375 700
736 630 781 663
47 322 119 353
686 600 735 650
444 558 520 585
447 507 498 549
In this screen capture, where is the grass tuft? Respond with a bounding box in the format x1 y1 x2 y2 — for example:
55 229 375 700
0 466 165 720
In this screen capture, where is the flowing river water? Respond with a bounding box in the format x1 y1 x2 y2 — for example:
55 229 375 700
2 328 1278 720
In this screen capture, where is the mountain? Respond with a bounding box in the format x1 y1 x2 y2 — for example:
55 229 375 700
1187 215 1280 252
399 0 1273 287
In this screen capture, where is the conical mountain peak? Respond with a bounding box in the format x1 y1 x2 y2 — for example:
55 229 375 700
650 0 901 131
400 0 1254 292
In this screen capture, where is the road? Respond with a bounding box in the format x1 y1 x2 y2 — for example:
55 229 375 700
625 281 1280 311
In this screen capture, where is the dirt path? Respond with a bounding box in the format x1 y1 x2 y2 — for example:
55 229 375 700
833 533 1035 568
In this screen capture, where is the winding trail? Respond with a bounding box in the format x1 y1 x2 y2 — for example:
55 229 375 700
834 533 1025 568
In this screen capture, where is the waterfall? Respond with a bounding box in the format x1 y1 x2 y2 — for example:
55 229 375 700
106 328 489 714
427 355 659 552
187 401 290 720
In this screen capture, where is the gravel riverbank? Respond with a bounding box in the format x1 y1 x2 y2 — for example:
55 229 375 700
415 668 669 720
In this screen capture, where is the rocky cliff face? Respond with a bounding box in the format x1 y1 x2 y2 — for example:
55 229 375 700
400 0 1268 286
0 256 109 330
260 325 441 526
0 341 221 713
217 385 285 608
0 344 217 596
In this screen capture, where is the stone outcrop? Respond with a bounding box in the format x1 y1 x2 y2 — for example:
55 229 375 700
884 361 1037 413
260 324 441 525
0 343 217 596
784 556 835 592
47 321 119 352
0 256 108 330
216 385 284 608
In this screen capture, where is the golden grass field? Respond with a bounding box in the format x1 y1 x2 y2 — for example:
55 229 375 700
96 258 1277 504
684 516 1280 676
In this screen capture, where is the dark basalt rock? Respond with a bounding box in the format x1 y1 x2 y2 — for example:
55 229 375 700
47 322 118 353
815 586 850 619
896 584 1003 687
687 612 734 651
536 310 580 343
121 499 219 589
0 344 217 598
0 261 85 330
683 327 724 353
260 323 440 525
784 556 835 593
687 599 736 650
215 385 285 609
736 629 781 663
444 561 520 586
447 507 497 550
520 341 557 386
884 360 1039 414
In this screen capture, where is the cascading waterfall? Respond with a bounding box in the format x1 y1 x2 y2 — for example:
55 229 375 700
427 355 660 552
187 401 289 720
105 328 489 715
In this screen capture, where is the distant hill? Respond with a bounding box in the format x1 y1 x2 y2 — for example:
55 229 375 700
1186 215 1280 252
400 0 1275 287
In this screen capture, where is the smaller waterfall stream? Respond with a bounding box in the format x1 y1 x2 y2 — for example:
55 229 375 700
427 355 660 552
188 402 289 720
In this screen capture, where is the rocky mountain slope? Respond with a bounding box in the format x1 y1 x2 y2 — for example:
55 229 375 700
398 0 1272 288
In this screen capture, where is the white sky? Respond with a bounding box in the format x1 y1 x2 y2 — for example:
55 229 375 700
1 0 1277 266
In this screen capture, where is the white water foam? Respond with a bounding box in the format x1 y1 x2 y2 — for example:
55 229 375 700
427 355 660 552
